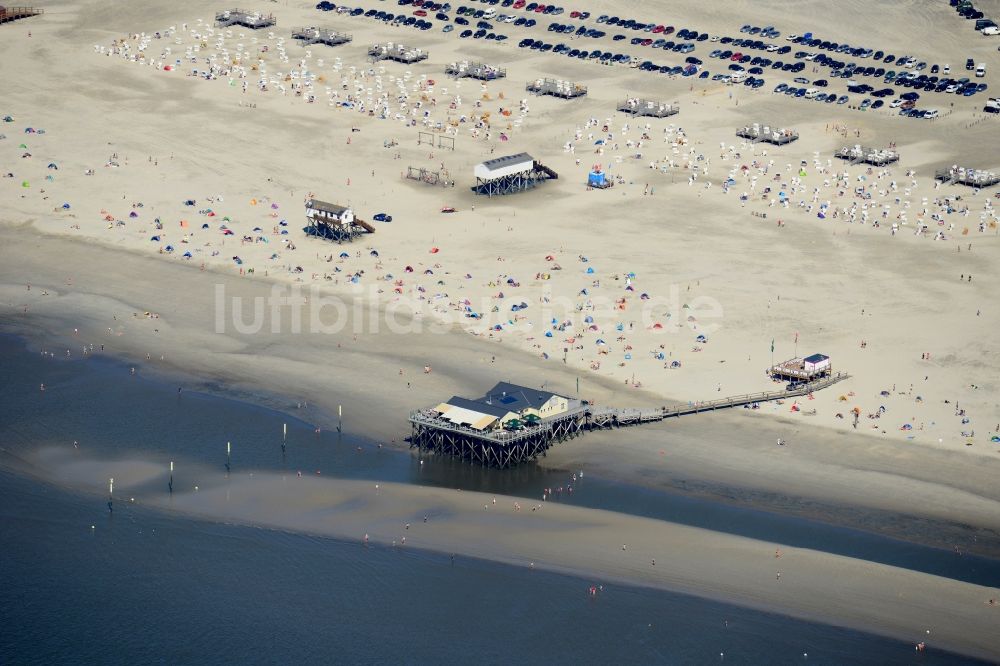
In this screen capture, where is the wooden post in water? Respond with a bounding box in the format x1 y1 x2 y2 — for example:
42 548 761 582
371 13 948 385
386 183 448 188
108 477 114 513
226 441 231 474
338 405 343 433
282 423 287 454
169 461 173 493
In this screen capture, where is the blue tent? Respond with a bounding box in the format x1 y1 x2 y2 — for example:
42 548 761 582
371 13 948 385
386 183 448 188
202 223 210 229
544 331 553 337
586 267 595 274
164 245 174 253
182 251 193 258
588 171 607 187
150 235 160 241
61 203 71 209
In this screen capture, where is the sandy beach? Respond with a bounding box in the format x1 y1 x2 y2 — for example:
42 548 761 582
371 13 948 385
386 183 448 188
3 0 1000 659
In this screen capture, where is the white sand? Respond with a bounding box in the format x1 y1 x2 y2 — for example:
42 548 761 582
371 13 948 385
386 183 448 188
3 0 1000 657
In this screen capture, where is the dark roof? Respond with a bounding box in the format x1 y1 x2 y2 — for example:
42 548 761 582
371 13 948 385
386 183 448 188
480 382 557 412
445 396 512 419
803 353 829 363
479 152 534 172
306 199 349 215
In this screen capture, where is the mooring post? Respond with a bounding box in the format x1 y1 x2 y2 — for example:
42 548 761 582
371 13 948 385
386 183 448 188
282 422 287 455
226 441 231 474
338 405 343 433
108 477 114 513
168 461 173 493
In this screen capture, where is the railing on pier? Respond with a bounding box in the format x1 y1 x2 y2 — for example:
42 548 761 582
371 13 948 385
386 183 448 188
589 372 850 426
0 6 44 23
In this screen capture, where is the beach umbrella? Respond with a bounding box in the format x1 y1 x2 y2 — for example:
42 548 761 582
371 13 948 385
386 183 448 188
202 223 210 229
24 128 35 134
424 269 433 275
339 252 350 258
62 203 71 209
223 216 231 221
640 293 649 300
47 163 58 170
670 360 681 368
21 181 29 188
584 315 594 323
405 265 414 272
150 235 161 241
616 323 624 331
253 226 262 232
18 143 27 149
129 211 139 218
184 199 196 206
544 331 553 337
271 203 279 209
164 245 175 252
370 250 379 257
430 247 440 254
696 334 707 342
596 339 606 345
652 323 663 329
182 251 193 258
586 267 594 274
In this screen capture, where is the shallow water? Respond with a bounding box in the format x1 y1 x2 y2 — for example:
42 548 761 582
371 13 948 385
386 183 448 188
3 335 998 586
0 335 992 663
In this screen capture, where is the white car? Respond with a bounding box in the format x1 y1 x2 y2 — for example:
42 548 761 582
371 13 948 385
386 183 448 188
889 98 904 108
804 87 819 99
923 109 939 119
786 34 798 41
767 44 779 52
943 64 950 75
981 26 999 35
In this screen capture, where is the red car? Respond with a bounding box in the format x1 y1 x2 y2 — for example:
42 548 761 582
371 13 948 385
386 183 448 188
731 52 743 61
513 0 525 7
570 10 580 18
535 4 546 12
641 38 653 46
414 9 427 15
652 24 664 33
663 25 674 34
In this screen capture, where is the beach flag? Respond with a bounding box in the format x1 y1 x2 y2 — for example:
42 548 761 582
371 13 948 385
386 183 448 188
794 331 799 344
770 339 774 353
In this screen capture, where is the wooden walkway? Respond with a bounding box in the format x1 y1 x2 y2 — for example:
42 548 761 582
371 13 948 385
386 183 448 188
588 372 849 428
409 372 849 467
0 6 43 24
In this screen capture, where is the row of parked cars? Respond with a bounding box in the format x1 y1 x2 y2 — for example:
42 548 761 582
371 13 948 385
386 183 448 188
517 38 630 63
775 83 849 104
740 24 780 38
708 49 806 73
547 22 604 38
465 0 566 15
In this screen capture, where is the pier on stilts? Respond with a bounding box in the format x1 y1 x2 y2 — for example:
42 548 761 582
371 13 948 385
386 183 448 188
0 6 43 24
409 373 849 468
